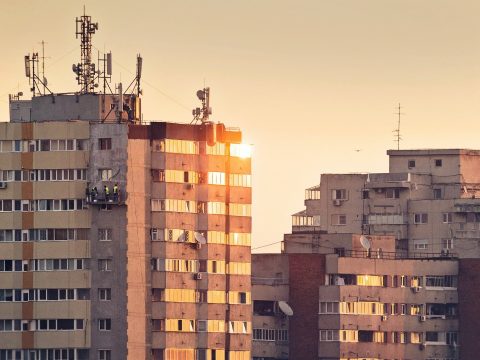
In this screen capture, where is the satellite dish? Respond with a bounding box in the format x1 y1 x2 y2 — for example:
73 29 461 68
177 232 186 242
278 301 293 316
196 90 205 101
194 232 207 245
360 235 371 250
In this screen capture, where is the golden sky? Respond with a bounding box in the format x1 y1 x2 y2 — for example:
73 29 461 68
2 0 480 252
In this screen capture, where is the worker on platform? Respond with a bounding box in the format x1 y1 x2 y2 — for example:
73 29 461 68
91 187 98 202
104 185 110 202
113 183 119 202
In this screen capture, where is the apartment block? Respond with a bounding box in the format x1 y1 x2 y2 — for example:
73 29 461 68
252 234 480 360
285 149 480 258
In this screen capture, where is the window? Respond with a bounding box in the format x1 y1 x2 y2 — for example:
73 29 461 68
98 319 111 331
98 138 112 150
319 330 339 341
98 169 112 181
442 238 454 250
254 300 275 316
98 350 111 360
98 259 112 272
332 189 347 200
414 213 428 224
408 160 416 168
331 214 347 226
433 188 442 199
98 288 111 301
414 240 428 250
151 169 165 182
435 159 443 167
98 229 112 241
197 320 207 332
362 190 369 199
443 212 453 223
385 188 400 199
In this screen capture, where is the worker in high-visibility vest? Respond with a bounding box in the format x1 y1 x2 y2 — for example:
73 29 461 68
104 185 110 202
113 183 119 202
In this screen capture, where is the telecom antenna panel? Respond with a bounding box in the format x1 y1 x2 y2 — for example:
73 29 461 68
73 10 99 93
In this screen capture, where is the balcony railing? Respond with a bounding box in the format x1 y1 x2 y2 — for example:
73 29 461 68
336 249 457 261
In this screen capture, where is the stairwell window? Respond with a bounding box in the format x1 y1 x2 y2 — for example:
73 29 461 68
433 188 442 199
331 214 347 226
408 160 416 168
98 138 112 150
332 189 347 200
414 213 428 224
435 159 443 167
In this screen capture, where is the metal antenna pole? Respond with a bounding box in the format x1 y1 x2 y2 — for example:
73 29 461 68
394 103 404 150
39 40 48 94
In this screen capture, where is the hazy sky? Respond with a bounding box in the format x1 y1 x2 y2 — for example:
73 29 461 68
2 0 480 252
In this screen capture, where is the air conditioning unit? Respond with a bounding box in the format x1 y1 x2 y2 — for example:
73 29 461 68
411 286 420 293
0 182 6 189
151 228 158 241
195 242 202 250
194 273 202 280
381 315 388 321
186 183 194 190
333 199 342 206
419 343 425 351
419 315 426 322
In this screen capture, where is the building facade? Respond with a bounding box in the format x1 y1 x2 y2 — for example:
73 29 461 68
285 149 480 258
0 99 252 360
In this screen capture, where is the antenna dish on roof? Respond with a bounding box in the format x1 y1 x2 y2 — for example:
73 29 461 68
194 232 207 245
278 301 293 316
196 90 205 101
360 235 371 250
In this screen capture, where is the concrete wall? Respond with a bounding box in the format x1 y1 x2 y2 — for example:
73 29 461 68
89 123 128 359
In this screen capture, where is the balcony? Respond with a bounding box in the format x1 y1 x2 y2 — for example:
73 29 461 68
366 173 411 189
454 199 480 213
366 214 407 225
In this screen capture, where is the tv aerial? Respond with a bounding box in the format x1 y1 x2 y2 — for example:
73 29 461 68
73 9 99 93
192 87 212 124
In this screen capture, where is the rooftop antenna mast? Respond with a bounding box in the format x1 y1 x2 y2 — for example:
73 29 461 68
73 8 99 94
39 40 49 94
192 87 212 124
98 51 113 94
393 103 404 150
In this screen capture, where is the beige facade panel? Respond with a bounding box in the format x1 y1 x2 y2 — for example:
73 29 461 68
253 341 288 360
33 240 90 259
0 243 23 259
34 330 90 348
164 332 200 348
0 123 22 139
229 304 252 321
229 187 251 204
228 246 251 263
229 158 251 175
33 121 90 140
334 256 458 276
0 182 22 199
33 301 90 319
0 213 24 229
165 154 200 172
162 213 198 230
228 216 251 233
32 271 90 288
0 153 22 171
34 211 90 228
228 275 251 293
151 302 166 319
162 242 199 259
0 303 23 319
33 152 88 169
33 182 86 199
251 284 289 301
229 334 251 351
0 333 22 349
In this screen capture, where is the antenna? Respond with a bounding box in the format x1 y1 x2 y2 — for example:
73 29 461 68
98 51 113 95
73 10 99 93
39 40 49 94
393 103 404 150
359 235 372 257
24 52 52 97
192 87 212 124
136 54 143 96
